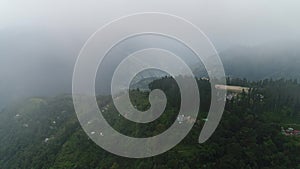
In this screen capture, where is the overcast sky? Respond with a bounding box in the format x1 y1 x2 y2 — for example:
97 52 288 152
1 0 300 49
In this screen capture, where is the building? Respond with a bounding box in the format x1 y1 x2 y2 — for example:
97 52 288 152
282 127 300 136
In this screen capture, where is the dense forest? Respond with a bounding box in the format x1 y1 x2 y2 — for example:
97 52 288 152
0 77 300 169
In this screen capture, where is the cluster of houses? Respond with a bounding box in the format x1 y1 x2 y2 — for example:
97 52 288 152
281 127 300 136
177 114 196 124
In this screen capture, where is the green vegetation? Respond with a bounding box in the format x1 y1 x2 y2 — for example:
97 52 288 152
0 78 300 169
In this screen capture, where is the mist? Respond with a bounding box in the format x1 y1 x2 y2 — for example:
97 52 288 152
1 0 300 108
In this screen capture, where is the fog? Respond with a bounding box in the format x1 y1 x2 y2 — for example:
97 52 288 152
1 0 300 108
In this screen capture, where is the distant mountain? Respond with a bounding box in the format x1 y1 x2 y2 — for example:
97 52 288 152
137 42 300 84
218 42 300 81
130 69 169 91
1 30 299 110
129 42 300 91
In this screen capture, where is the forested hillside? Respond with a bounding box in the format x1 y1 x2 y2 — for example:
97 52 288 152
0 78 300 169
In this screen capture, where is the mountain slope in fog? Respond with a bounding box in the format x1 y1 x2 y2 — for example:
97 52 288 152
219 42 300 80
1 29 299 110
191 41 300 81
1 78 300 168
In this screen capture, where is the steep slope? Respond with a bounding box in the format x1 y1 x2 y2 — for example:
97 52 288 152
1 78 300 168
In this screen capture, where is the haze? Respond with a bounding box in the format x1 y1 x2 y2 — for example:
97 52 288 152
1 0 300 108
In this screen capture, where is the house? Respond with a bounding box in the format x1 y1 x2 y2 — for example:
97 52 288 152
177 115 196 124
215 85 250 94
282 127 300 136
215 85 250 101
